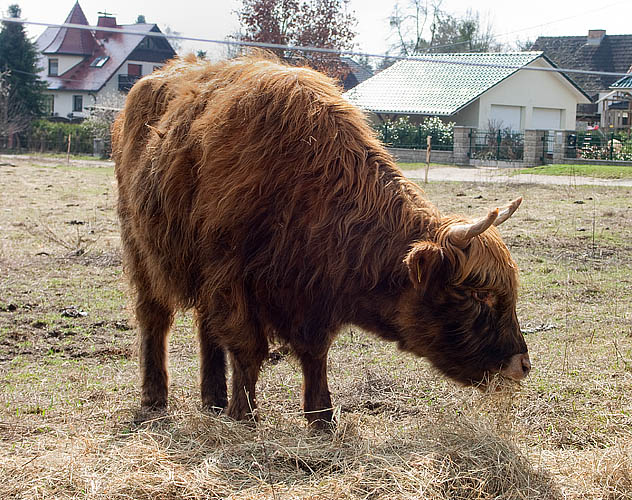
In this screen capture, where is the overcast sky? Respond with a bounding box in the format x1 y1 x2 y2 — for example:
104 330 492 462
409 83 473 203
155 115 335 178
5 0 632 61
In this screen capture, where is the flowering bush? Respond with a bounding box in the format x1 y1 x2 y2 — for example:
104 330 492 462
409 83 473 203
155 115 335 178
578 133 632 161
375 116 454 150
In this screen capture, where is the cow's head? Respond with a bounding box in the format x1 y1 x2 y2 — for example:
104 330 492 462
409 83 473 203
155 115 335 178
398 197 530 387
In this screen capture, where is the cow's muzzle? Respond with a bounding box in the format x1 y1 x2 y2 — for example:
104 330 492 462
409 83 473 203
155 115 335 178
500 353 531 381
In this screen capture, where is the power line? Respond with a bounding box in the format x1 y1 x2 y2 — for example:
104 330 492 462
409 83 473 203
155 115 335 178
493 0 629 41
2 17 631 79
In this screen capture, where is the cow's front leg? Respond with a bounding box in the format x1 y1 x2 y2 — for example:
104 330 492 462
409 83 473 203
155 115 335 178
298 351 333 428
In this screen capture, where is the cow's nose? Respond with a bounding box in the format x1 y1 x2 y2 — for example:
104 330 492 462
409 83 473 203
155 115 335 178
501 353 531 381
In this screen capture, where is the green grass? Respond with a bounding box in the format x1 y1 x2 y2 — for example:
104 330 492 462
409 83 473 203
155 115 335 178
1 158 632 499
515 164 632 179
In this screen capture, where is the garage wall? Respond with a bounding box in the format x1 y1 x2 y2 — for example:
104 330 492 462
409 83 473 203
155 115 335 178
489 104 523 130
477 58 586 131
532 107 563 129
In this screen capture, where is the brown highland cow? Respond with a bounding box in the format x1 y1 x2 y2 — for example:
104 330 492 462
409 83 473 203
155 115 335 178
112 54 530 427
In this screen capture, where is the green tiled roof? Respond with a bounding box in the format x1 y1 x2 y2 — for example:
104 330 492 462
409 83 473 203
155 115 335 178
611 75 632 89
343 52 544 116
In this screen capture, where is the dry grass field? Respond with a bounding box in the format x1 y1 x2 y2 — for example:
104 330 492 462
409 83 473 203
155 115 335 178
1 157 631 499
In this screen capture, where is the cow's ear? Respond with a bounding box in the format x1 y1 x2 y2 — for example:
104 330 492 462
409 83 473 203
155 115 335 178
404 241 444 293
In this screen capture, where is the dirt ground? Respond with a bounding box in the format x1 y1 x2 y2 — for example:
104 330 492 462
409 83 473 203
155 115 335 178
1 156 631 499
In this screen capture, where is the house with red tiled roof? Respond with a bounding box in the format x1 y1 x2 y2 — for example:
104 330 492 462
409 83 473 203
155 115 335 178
35 2 176 120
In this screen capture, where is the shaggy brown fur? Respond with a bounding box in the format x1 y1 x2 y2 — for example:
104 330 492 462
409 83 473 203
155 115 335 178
113 53 529 426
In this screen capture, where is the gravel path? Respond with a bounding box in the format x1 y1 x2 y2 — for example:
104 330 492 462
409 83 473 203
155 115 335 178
402 166 632 187
3 154 631 187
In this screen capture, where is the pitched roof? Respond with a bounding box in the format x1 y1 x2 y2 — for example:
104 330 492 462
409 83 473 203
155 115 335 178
39 1 97 55
611 74 632 89
340 57 373 91
344 52 549 116
532 33 632 96
36 6 176 93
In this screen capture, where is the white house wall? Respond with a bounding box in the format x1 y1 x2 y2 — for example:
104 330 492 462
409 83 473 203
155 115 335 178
44 91 91 119
44 60 165 118
476 58 585 131
53 54 84 75
451 99 479 127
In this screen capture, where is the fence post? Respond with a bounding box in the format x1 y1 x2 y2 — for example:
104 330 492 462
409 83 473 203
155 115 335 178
425 134 431 183
553 131 573 161
496 130 501 160
610 132 614 160
452 126 472 165
524 130 545 166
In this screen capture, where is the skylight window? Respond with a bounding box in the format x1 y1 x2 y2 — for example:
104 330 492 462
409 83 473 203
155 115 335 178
90 56 109 68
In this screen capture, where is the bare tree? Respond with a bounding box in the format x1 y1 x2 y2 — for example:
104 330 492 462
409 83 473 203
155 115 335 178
388 0 443 56
389 2 500 55
0 70 31 148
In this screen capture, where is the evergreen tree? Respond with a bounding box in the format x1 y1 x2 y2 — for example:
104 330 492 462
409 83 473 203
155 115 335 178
0 4 47 119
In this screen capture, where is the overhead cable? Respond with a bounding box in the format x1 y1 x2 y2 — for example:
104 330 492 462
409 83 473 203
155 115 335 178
2 17 631 79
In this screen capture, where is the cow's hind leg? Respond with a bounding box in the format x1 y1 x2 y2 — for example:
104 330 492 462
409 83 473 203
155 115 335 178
136 293 174 409
226 330 268 422
297 351 333 428
196 311 228 411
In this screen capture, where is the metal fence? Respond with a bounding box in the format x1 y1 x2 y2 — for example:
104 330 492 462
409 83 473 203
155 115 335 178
470 130 524 161
565 131 632 161
543 131 555 162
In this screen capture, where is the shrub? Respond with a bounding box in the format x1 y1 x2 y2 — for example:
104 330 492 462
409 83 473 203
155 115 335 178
376 116 454 150
27 120 95 155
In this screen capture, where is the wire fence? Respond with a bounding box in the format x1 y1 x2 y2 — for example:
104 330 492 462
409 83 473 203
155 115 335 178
1 17 632 164
0 131 110 157
470 130 525 161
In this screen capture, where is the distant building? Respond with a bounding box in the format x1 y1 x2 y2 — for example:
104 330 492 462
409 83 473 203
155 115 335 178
344 52 589 132
532 30 632 127
35 1 176 120
340 57 373 91
596 70 632 132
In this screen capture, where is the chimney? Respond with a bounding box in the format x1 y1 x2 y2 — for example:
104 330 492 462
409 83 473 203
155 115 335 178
96 13 118 39
586 29 606 46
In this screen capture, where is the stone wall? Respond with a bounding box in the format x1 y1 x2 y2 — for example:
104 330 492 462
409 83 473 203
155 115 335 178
388 128 628 168
387 147 454 164
523 130 545 166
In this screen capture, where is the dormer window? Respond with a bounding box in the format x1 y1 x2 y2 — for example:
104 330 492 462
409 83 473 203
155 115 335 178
89 56 109 68
48 58 59 76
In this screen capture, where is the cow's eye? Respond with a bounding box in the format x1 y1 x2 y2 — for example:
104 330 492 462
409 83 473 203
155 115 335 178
472 290 493 305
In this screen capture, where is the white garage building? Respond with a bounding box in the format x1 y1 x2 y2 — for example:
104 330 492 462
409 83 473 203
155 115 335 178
344 52 590 132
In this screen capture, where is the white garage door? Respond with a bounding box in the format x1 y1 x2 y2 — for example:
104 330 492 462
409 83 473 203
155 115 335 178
489 104 522 131
532 107 562 130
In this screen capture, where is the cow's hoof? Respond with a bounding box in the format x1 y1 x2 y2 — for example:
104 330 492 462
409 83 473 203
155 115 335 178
202 403 226 416
308 418 335 433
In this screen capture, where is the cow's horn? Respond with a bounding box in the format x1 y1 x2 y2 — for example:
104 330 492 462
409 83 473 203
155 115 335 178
448 197 522 245
448 208 498 244
493 197 522 226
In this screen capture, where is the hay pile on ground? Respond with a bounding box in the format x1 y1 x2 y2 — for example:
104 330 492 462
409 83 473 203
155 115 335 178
0 382 560 500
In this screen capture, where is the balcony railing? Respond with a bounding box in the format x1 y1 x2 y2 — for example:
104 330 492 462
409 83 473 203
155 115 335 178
118 74 141 92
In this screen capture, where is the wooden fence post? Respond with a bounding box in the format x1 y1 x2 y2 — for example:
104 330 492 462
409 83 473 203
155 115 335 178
424 135 431 184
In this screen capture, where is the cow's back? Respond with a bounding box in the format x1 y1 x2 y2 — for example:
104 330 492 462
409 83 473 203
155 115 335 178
113 54 415 321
